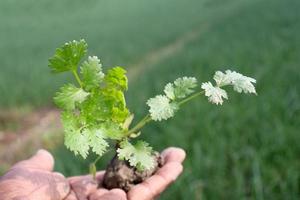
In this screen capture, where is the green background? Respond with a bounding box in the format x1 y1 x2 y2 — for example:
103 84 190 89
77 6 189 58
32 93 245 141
1 0 299 199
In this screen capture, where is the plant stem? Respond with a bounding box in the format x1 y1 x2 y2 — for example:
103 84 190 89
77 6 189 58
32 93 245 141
125 114 152 137
72 70 83 88
93 155 102 165
89 148 114 180
178 90 205 106
89 155 101 180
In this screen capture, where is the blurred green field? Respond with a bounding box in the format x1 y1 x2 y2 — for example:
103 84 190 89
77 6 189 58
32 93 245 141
1 0 300 199
0 0 209 107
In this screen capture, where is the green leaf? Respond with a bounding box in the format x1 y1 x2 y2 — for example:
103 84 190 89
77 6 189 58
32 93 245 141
81 88 129 124
50 41 135 161
117 140 135 160
80 56 104 90
101 88 129 123
147 95 178 121
85 128 109 156
100 121 125 140
173 77 197 99
105 67 128 91
164 83 175 100
62 112 89 158
54 84 89 110
80 65 130 124
201 82 228 105
49 39 87 73
117 140 155 171
62 112 110 158
80 91 111 123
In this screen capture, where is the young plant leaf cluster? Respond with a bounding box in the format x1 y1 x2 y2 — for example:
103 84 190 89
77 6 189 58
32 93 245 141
49 40 257 172
146 71 256 122
147 77 197 121
49 40 156 171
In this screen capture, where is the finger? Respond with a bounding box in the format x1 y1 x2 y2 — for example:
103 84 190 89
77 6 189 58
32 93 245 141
156 162 183 184
68 172 105 200
108 189 127 199
90 189 126 200
89 188 109 200
96 171 106 183
161 147 186 163
12 149 54 171
51 172 71 200
70 177 96 200
128 162 183 200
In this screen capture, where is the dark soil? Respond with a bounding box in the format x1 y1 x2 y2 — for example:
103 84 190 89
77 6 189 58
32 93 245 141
102 152 163 192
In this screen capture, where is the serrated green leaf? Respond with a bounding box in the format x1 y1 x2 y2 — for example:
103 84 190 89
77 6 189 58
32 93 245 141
54 84 89 110
62 112 89 158
65 130 90 159
105 67 128 91
50 41 135 162
80 91 110 123
100 121 124 140
173 77 197 99
85 128 109 156
213 70 256 94
49 39 87 73
80 56 104 90
201 82 228 105
117 140 135 160
147 95 178 121
81 88 129 124
117 140 155 171
164 83 175 100
101 88 129 123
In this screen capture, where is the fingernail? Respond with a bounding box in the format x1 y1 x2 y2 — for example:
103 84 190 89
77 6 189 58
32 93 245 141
37 149 46 154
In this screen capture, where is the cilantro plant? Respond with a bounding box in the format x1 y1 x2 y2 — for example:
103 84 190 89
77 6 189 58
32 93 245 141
49 39 256 176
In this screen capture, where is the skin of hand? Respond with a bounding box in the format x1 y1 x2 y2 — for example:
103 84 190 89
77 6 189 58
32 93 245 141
0 147 185 200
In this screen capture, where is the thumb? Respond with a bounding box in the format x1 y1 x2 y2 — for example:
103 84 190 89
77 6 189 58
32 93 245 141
13 149 54 171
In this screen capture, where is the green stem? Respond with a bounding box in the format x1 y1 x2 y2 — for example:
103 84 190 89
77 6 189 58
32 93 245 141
89 155 101 180
89 163 97 180
125 114 152 137
89 148 113 180
178 90 205 106
93 155 102 165
72 70 83 88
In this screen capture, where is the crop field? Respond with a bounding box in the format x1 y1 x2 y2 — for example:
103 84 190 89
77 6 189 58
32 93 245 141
1 0 300 199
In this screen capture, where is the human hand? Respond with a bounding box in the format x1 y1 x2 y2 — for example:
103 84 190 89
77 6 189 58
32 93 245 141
0 147 185 200
90 147 186 200
0 150 123 200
